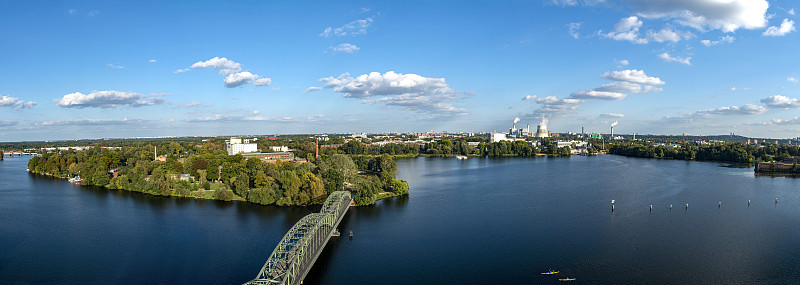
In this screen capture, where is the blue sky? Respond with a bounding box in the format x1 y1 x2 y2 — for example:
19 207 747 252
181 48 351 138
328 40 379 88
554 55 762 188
1 0 798 141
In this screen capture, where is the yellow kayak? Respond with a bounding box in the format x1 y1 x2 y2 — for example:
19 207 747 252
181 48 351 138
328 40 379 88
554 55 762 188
541 270 559 275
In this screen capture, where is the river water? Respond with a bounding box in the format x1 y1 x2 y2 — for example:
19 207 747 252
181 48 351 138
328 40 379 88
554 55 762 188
2 155 800 284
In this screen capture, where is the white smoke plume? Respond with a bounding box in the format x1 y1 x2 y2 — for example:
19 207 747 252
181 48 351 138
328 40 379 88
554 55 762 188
611 121 618 127
513 117 521 124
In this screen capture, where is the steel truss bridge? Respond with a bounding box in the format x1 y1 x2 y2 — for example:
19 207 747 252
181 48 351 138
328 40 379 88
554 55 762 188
245 191 353 285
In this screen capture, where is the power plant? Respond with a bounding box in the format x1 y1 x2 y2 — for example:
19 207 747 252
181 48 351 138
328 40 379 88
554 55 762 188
508 117 534 137
535 119 549 138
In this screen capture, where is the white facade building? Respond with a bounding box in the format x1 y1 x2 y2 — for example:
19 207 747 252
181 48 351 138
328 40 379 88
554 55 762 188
270 146 290 152
488 132 508 143
226 138 258 155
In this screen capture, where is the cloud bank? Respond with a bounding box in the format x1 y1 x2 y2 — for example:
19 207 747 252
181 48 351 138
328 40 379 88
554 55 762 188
56 91 165 108
317 71 467 116
0 95 36 110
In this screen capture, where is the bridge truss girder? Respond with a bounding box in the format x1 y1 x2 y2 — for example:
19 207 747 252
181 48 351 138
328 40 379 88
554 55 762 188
245 191 352 285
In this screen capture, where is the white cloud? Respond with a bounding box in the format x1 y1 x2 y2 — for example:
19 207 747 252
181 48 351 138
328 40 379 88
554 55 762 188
593 81 663 94
700 35 735 46
530 68 664 118
318 71 467 116
522 95 536 101
552 0 606 6
0 120 18 127
0 95 36 110
666 104 767 122
320 18 373 37
186 113 316 123
756 117 800 126
254 78 272 86
68 9 77 15
622 0 769 32
190 57 242 74
602 112 625 118
570 90 627 100
304 87 323 93
224 71 259 87
761 95 800 109
646 27 695 42
107 63 124 69
35 118 145 126
697 104 768 116
183 101 204 107
657 52 692 65
330 43 360 53
616 59 630 67
789 77 799 83
729 87 751 91
184 57 271 88
602 69 666 85
790 9 796 16
600 16 693 44
763 18 796 36
55 91 165 108
601 16 647 44
530 96 582 117
148 59 157 63
567 22 582 39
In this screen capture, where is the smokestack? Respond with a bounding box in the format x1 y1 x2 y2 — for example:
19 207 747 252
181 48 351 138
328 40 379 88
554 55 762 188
610 121 618 138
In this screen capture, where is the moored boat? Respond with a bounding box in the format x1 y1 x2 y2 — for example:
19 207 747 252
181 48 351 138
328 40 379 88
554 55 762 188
68 176 82 183
559 278 575 281
541 269 559 275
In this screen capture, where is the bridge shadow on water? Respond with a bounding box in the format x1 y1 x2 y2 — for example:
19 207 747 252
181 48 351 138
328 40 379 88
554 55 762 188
301 195 410 284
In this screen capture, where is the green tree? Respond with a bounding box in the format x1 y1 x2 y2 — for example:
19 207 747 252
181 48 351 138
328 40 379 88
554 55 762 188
318 154 357 182
232 172 250 198
214 185 234 201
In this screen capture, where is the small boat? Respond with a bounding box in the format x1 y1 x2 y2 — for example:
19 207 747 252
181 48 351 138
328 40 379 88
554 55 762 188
559 278 576 281
68 176 82 183
541 270 559 275
455 155 468 160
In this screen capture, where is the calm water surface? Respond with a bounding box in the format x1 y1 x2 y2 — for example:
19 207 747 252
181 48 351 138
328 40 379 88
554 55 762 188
2 155 800 284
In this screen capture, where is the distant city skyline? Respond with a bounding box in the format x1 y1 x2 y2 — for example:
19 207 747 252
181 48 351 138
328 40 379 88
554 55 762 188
1 0 798 142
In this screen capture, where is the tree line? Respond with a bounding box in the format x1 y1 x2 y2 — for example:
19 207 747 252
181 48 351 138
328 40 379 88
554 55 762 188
27 142 408 207
608 142 800 164
332 139 574 157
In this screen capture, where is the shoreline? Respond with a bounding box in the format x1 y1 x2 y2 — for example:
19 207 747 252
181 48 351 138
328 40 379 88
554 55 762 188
27 169 405 206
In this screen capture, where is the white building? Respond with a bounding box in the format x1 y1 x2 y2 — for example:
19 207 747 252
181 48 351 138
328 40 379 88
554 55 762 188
488 132 509 143
270 146 289 152
226 138 258 155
